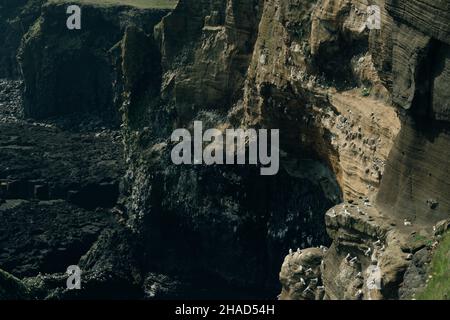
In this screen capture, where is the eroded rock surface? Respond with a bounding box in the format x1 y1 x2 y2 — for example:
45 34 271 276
1 0 449 300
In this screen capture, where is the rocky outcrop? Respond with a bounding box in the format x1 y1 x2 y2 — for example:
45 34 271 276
137 0 445 300
18 2 170 121
0 119 124 208
279 248 325 300
3 0 448 300
0 0 44 79
0 268 31 300
278 0 450 300
120 0 340 297
154 0 264 118
0 200 115 277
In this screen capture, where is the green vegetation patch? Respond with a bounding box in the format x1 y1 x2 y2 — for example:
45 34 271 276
417 231 450 300
361 87 371 97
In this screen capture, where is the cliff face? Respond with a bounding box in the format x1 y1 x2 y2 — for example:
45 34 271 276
2 0 448 300
17 2 169 121
278 0 450 300
0 0 45 79
120 0 398 297
120 0 336 297
121 0 449 299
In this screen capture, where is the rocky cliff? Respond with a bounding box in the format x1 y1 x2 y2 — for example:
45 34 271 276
1 0 448 300
120 0 449 299
277 0 450 300
17 1 170 121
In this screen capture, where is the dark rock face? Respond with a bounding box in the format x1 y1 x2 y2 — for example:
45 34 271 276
1 0 448 300
0 268 30 300
128 151 333 297
18 3 169 121
0 121 124 207
120 0 338 298
0 200 114 277
0 0 45 79
0 79 23 120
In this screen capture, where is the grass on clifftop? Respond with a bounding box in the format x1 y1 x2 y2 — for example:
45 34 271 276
417 231 450 300
50 0 178 9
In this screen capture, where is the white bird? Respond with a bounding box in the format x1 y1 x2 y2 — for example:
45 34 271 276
303 287 314 295
297 248 302 254
289 248 293 255
345 253 351 261
350 257 358 264
373 239 381 246
297 265 304 273
299 277 306 285
356 272 362 278
355 289 363 298
364 247 371 256
305 268 313 274
404 219 412 226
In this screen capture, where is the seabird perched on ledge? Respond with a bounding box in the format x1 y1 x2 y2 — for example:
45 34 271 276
364 247 371 256
303 287 314 295
404 219 412 226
